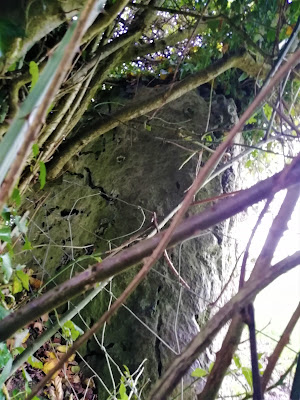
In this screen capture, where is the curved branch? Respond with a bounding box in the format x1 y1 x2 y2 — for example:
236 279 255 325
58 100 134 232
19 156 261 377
261 301 300 392
150 251 300 399
47 50 270 179
0 160 300 342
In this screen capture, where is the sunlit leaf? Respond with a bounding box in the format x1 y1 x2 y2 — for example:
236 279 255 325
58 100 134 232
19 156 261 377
191 368 208 378
119 382 128 400
29 61 39 92
32 143 39 158
43 359 59 377
13 275 23 294
242 367 253 389
16 269 29 291
233 354 241 369
28 355 43 370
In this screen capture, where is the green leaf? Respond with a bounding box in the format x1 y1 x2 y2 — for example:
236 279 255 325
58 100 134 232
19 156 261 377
11 188 21 206
0 227 11 243
119 382 128 400
1 206 11 222
27 355 43 370
29 61 39 92
245 159 252 168
233 354 241 369
47 102 55 115
39 161 46 189
263 103 272 120
238 72 248 82
0 357 12 387
13 275 23 294
22 237 33 250
145 124 152 132
246 115 257 124
71 365 80 373
208 362 214 372
0 342 12 367
7 62 17 72
16 269 29 291
62 320 84 341
13 347 25 356
0 305 9 321
32 143 39 158
242 366 253 389
191 368 208 378
1 253 12 283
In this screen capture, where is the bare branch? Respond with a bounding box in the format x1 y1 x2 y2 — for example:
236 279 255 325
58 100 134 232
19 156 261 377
150 251 300 399
261 302 300 392
0 158 300 343
27 251 300 400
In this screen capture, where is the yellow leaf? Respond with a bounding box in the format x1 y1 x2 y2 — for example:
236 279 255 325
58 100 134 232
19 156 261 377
286 25 294 36
68 354 75 362
43 359 59 377
48 351 57 359
22 332 30 344
57 345 67 353
216 42 223 52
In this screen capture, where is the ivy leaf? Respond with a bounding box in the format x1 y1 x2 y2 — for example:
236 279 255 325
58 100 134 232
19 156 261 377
13 275 23 294
1 253 12 283
1 206 11 223
22 237 33 250
0 342 12 368
27 355 43 370
39 161 46 189
0 227 11 243
16 269 29 291
62 320 83 341
29 61 39 92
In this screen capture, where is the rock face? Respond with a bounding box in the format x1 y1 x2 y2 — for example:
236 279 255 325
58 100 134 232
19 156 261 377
23 87 239 399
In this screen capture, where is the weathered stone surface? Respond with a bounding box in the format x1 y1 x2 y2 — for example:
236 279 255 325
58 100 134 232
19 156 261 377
22 88 239 399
